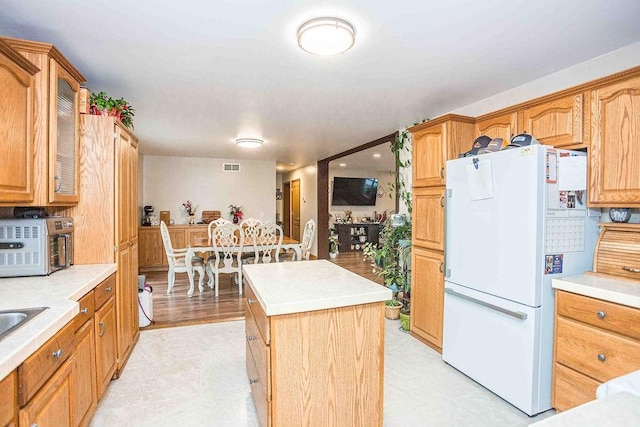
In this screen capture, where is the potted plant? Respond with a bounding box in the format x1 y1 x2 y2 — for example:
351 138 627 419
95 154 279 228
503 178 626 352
229 204 244 223
89 91 135 129
363 218 411 323
328 232 340 259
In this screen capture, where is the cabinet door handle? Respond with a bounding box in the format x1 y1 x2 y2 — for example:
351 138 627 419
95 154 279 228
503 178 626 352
440 196 445 207
249 378 258 385
81 308 89 314
247 298 255 304
99 321 106 337
247 335 255 341
106 287 113 292
597 311 606 319
440 167 445 178
439 262 444 273
52 349 63 358
597 354 606 362
54 175 62 192
622 266 640 273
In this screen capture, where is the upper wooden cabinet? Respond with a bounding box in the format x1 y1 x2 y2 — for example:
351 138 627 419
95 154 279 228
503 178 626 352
412 187 445 252
410 115 475 187
2 37 85 206
589 74 640 207
521 93 584 149
0 39 38 204
475 111 518 142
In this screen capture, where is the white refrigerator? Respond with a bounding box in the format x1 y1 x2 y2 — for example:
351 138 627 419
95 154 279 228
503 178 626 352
442 145 600 416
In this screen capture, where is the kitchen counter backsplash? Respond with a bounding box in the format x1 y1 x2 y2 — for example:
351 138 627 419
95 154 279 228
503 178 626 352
0 263 116 379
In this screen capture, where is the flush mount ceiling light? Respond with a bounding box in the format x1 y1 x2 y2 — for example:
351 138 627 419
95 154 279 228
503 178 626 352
297 17 355 56
235 138 263 148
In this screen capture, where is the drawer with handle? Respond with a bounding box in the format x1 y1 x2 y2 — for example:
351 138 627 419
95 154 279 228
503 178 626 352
18 319 75 406
94 274 116 309
556 290 640 340
73 289 95 330
555 317 640 383
245 309 270 400
245 284 269 345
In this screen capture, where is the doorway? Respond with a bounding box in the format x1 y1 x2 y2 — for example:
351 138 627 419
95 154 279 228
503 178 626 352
291 179 301 241
283 181 291 237
317 133 398 258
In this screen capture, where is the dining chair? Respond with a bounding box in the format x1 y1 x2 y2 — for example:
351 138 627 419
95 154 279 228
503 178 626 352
204 217 232 287
249 223 283 264
160 221 206 296
207 223 245 295
240 218 263 263
207 218 232 242
299 219 316 261
280 218 315 261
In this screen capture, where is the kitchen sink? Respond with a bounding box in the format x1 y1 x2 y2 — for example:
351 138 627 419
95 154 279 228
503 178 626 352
0 307 49 341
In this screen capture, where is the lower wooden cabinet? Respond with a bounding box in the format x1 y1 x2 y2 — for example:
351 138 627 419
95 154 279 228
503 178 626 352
19 354 75 427
74 319 96 427
138 225 207 270
0 370 17 426
95 296 117 398
410 247 445 352
552 290 640 411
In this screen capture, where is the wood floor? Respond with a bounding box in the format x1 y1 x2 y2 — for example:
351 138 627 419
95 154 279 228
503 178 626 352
141 251 382 330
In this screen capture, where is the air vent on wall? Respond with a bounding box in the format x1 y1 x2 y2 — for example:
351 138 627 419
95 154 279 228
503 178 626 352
223 163 241 172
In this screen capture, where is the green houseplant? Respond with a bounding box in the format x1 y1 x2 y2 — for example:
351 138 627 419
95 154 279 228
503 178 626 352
363 130 413 326
328 232 340 259
89 91 135 129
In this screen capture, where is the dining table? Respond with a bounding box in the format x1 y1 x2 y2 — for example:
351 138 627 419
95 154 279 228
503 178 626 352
191 235 302 260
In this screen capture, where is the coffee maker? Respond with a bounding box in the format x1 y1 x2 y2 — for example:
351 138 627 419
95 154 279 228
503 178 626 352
143 206 154 226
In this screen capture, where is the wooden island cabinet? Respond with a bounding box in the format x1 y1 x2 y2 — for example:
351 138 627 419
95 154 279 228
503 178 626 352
243 261 391 426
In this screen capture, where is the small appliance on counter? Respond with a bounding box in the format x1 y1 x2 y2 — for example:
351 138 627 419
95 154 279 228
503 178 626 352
0 217 74 277
142 205 155 226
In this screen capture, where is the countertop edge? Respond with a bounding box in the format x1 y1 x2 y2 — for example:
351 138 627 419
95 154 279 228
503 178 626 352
243 261 392 316
0 263 117 379
552 274 640 309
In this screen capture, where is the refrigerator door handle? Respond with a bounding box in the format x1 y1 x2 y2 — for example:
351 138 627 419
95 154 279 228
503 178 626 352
444 288 528 320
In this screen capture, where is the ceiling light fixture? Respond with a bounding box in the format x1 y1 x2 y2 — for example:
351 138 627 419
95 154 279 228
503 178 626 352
235 138 263 148
297 17 355 56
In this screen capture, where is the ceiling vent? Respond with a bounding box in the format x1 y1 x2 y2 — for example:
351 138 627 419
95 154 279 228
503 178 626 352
223 163 241 172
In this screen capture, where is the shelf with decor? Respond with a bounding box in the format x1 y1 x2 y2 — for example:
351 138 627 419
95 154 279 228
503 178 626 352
334 223 381 252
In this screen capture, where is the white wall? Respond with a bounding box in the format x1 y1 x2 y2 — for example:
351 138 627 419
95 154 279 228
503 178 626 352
282 165 318 257
142 155 276 224
328 168 396 223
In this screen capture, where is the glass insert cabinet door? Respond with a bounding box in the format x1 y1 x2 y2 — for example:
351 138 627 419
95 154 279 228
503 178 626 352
49 62 80 203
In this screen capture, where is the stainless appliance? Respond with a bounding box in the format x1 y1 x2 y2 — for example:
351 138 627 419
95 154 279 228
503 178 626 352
0 217 74 277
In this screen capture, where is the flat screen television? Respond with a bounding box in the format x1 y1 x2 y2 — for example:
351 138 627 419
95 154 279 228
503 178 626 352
331 177 379 206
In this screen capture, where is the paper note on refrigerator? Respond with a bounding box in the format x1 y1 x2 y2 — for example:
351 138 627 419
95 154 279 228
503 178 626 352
466 159 495 200
558 156 586 191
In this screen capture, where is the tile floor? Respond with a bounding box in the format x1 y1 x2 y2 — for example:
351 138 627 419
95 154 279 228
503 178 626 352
89 320 556 426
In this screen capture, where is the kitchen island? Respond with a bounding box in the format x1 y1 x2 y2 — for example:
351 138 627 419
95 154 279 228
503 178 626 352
242 260 392 427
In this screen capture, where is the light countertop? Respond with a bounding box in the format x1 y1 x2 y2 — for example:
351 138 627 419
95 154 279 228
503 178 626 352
242 260 392 316
529 392 640 426
552 273 640 309
0 264 117 379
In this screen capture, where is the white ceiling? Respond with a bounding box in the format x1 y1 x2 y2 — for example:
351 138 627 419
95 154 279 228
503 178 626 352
2 1 640 172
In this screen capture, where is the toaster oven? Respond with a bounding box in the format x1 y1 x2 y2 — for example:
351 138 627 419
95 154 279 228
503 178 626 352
0 217 74 277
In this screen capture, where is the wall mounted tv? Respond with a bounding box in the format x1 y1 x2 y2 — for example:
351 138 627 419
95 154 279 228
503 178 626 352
331 177 379 206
